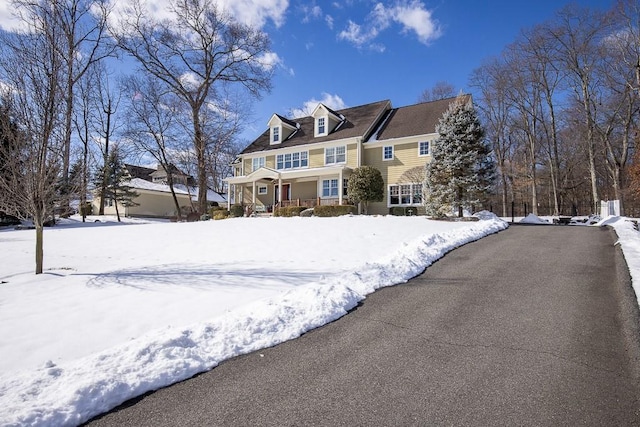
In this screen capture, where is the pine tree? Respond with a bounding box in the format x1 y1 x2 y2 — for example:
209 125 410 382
347 166 384 215
94 147 138 222
424 97 495 217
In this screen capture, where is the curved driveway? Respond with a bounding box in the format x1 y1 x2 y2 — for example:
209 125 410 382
88 225 640 426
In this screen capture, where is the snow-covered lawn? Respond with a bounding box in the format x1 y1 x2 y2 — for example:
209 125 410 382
0 213 637 426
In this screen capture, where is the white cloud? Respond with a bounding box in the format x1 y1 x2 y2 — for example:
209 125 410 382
108 0 288 30
257 51 282 70
301 4 322 23
325 14 334 30
0 2 22 32
289 93 347 119
338 0 441 50
391 0 441 44
338 20 368 46
221 0 289 29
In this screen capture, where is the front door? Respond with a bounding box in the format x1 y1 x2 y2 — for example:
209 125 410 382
275 183 291 205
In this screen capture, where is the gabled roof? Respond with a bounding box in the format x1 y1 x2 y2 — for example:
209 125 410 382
241 100 391 154
311 103 342 121
367 95 471 142
271 113 298 129
125 164 155 181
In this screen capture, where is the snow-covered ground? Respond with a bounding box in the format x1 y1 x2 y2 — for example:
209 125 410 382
0 213 637 426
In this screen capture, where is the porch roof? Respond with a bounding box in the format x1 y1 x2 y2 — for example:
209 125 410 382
225 165 352 185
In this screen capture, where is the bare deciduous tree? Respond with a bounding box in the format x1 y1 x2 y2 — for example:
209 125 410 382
419 81 457 102
0 7 66 274
470 57 515 217
122 74 186 218
111 0 273 214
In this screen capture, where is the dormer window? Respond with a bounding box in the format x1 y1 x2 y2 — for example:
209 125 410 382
312 104 342 138
317 117 326 135
268 114 298 145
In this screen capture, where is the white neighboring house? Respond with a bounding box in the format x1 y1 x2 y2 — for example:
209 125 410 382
93 164 226 219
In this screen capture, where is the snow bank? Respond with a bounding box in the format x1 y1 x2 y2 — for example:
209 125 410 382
0 216 507 426
599 216 640 302
519 213 551 224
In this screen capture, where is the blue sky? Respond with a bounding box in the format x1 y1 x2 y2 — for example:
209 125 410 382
246 0 614 139
0 0 615 142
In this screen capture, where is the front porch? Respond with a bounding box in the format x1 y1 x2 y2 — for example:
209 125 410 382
225 166 353 215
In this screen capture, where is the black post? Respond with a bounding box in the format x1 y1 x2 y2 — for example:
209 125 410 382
511 200 515 223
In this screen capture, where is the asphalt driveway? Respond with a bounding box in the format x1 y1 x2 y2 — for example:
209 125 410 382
87 224 640 426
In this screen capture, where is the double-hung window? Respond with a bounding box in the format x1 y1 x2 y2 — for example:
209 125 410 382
252 157 265 172
318 117 326 135
388 183 422 206
322 179 339 197
276 151 308 170
383 146 394 161
272 126 280 143
325 146 346 165
419 141 430 156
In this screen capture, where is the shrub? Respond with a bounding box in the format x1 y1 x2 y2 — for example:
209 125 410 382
208 205 226 217
347 166 384 214
79 202 93 216
313 205 356 217
300 208 314 217
389 207 405 216
213 210 230 220
229 204 244 218
273 206 307 217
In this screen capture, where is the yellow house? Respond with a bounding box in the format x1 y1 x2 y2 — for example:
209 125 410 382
93 164 226 219
226 95 471 215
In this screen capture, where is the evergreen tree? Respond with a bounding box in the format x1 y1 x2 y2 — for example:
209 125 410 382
424 97 495 217
347 166 384 215
94 147 138 222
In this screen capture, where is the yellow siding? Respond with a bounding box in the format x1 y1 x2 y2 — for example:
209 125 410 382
309 148 324 168
93 191 192 218
346 143 358 168
291 181 317 201
266 155 275 169
364 141 431 185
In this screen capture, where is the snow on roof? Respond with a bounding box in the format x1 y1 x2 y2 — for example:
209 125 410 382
173 184 227 203
125 179 226 203
127 178 190 195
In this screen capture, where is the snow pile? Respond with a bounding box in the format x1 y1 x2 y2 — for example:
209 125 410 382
0 215 507 426
598 216 640 300
519 213 551 224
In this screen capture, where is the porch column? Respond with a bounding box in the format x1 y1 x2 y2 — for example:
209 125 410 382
252 181 256 206
278 178 283 205
227 184 231 210
338 169 344 205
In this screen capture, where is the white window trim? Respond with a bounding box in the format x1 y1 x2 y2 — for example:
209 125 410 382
258 186 268 195
418 141 430 157
276 150 308 170
383 145 394 161
387 183 423 207
325 146 346 165
252 157 265 172
316 116 328 137
321 178 340 198
271 126 280 144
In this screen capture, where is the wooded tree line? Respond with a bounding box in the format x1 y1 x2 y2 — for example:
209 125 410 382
0 0 272 273
469 0 640 218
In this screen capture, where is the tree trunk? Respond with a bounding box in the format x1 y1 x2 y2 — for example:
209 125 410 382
194 109 207 215
34 217 44 274
166 171 182 219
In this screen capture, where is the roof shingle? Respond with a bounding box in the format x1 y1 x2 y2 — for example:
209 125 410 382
241 100 390 154
368 95 470 142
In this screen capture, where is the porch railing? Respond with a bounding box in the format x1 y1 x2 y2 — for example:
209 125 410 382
279 197 345 208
